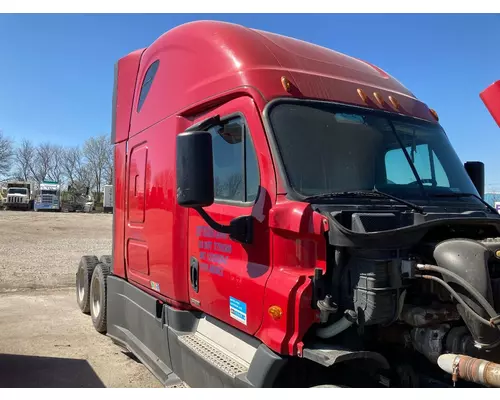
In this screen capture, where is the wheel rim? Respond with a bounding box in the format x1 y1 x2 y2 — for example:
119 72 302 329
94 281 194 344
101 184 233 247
92 278 101 317
77 267 85 302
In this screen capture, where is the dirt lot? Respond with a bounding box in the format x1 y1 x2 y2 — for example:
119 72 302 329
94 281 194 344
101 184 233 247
0 211 163 388
0 211 112 291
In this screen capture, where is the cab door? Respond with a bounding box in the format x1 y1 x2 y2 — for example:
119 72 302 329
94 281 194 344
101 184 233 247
186 96 275 335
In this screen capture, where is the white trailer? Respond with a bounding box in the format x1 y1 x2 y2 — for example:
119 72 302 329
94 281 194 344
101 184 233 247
103 185 113 213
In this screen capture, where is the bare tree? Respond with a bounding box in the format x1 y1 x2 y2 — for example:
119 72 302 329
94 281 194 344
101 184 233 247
48 145 64 183
76 163 93 189
62 146 83 186
30 142 53 182
14 139 36 181
0 130 14 178
83 135 112 202
102 144 114 186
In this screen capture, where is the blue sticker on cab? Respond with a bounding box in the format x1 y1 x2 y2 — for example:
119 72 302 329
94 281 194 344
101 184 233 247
229 296 247 326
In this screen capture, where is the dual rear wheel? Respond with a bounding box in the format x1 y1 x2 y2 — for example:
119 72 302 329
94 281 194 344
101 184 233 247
76 255 111 334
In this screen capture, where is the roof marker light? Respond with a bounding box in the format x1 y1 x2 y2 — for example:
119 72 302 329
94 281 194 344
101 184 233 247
357 88 368 104
429 108 439 121
373 92 384 107
388 95 400 110
281 76 292 93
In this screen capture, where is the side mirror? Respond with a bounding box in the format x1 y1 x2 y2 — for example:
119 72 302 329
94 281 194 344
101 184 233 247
175 129 253 244
176 131 214 208
464 161 485 198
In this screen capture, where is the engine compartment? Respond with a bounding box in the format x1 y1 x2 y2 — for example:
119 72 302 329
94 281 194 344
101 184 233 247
309 207 500 387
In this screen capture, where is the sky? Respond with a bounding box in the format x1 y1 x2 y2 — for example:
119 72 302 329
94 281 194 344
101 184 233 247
0 13 499 187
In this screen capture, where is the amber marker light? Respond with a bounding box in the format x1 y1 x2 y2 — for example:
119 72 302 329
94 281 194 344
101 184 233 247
281 76 292 93
388 95 400 110
373 92 384 107
268 305 283 320
357 88 368 104
429 108 439 121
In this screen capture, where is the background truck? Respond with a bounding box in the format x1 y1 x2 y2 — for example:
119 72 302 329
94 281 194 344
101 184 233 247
5 181 34 211
76 21 500 388
62 182 93 212
103 185 113 213
34 180 62 212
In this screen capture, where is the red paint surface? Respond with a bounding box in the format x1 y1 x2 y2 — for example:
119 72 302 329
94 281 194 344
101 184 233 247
110 20 435 355
186 96 276 335
480 80 500 127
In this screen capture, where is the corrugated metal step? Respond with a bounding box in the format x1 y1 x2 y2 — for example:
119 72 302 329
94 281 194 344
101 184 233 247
178 333 249 378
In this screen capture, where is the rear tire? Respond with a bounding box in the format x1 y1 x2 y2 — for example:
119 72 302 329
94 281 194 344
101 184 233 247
76 255 99 314
90 262 110 334
99 255 112 266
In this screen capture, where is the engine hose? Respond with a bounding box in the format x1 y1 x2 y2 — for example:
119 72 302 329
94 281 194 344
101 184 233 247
417 264 498 319
415 274 496 331
316 310 357 339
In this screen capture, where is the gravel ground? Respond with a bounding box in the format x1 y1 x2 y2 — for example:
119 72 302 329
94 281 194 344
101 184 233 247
0 288 162 388
0 210 163 388
0 211 112 291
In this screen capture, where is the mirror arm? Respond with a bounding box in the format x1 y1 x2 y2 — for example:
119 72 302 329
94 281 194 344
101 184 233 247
195 207 253 244
195 207 232 234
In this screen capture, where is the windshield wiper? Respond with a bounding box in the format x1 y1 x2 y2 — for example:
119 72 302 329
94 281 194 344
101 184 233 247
430 192 498 214
303 189 425 214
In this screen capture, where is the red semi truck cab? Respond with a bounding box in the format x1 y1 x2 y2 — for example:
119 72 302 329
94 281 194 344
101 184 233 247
77 20 500 388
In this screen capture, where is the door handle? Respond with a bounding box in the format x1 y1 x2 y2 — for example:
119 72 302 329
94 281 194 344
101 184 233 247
190 256 199 293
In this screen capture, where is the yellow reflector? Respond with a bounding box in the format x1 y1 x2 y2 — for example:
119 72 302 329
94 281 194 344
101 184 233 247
373 92 384 106
357 88 368 104
388 95 400 109
430 108 439 121
268 305 283 320
281 76 292 93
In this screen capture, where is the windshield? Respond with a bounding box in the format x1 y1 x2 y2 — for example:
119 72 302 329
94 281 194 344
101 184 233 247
268 101 479 201
8 188 28 195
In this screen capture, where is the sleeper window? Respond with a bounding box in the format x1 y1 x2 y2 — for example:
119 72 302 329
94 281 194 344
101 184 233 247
137 60 159 112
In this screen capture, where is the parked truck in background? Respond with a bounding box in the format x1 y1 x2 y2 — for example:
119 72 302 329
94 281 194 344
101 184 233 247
34 181 62 212
5 181 34 211
103 185 113 213
63 182 94 212
76 21 500 388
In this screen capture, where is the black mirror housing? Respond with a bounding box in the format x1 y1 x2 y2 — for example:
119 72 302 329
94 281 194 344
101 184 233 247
464 161 485 199
176 130 215 208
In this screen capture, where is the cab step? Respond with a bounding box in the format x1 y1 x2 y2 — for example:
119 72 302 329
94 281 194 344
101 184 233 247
178 333 249 378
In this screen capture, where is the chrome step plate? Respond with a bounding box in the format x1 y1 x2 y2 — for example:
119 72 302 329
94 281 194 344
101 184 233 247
178 334 248 378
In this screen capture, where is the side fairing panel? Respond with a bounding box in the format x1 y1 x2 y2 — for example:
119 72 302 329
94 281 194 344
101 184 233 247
124 116 190 305
112 141 127 278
